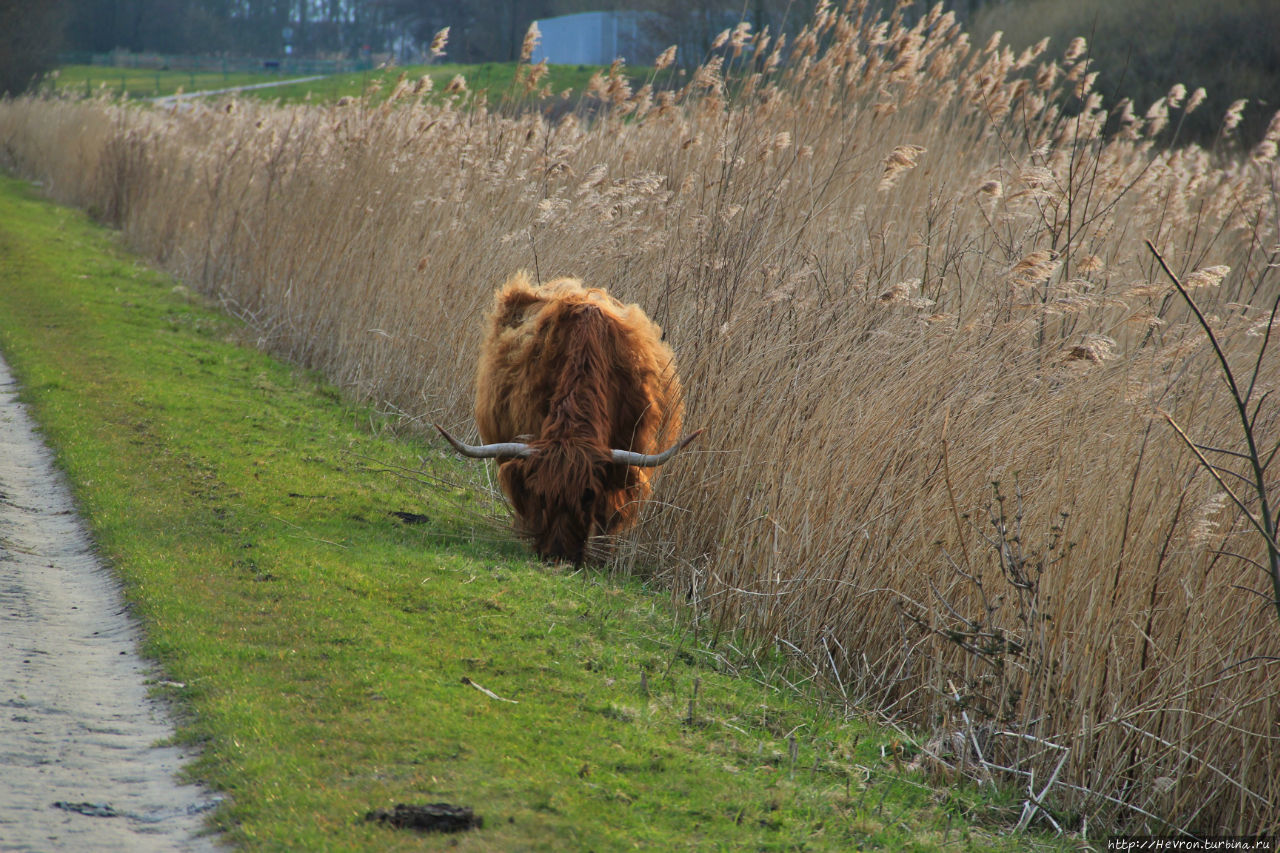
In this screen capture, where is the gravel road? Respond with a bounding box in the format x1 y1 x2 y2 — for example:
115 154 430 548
0 354 220 851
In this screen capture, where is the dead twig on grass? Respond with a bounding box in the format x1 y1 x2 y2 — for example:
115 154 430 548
461 676 518 704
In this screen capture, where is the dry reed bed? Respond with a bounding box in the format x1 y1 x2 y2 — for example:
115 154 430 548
3 1 1279 834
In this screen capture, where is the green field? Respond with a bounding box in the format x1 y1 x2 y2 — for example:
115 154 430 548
51 61 665 105
264 62 640 104
0 174 1074 849
51 64 290 99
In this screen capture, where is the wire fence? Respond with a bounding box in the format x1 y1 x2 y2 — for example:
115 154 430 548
58 52 375 76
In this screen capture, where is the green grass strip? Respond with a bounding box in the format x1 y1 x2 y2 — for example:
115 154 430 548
50 62 666 106
52 65 304 99
0 174 1064 850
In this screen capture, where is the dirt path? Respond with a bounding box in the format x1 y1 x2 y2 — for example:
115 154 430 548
149 76 325 107
0 354 220 851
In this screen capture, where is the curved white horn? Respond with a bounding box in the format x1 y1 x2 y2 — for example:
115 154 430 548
435 424 535 459
610 429 704 467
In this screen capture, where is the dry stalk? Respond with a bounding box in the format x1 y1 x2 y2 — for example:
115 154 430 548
1146 239 1280 627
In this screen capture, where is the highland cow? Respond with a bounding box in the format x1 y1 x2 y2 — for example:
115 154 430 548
437 272 698 564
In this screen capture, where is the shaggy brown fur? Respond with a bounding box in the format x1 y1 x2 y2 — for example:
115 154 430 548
474 272 683 562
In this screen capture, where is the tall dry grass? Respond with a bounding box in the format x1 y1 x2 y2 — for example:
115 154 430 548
3 1 1279 834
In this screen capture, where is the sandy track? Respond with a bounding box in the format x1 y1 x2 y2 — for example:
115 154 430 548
149 76 325 107
0 355 220 851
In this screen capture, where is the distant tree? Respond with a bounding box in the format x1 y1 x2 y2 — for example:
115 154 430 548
379 0 555 63
0 0 66 96
62 0 113 53
631 0 815 68
636 0 737 65
972 0 1280 147
61 0 231 55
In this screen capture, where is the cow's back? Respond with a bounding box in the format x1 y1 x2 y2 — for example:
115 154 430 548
475 272 682 457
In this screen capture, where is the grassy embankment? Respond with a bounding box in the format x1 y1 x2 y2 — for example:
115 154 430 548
0 175 1068 849
50 64 281 99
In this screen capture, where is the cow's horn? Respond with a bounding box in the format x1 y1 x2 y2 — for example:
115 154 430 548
435 424 535 459
610 430 704 467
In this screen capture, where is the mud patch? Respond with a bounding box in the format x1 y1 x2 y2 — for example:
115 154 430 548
52 801 125 818
389 510 430 525
0 354 220 851
364 803 483 833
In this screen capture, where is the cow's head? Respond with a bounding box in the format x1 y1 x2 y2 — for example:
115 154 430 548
436 426 702 564
500 443 610 563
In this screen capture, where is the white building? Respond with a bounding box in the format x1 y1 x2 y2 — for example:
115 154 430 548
532 11 659 66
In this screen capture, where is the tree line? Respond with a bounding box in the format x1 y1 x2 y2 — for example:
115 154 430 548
3 0 1275 147
4 0 818 96
15 1 825 67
